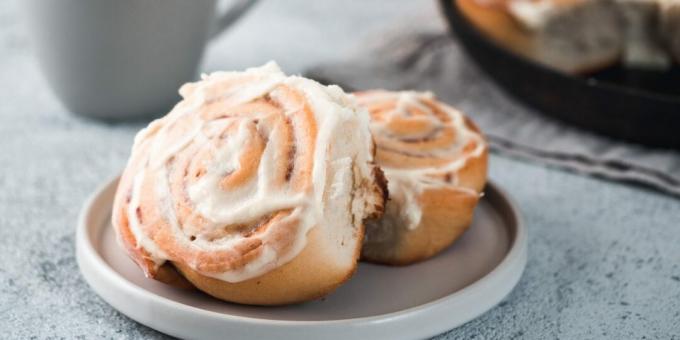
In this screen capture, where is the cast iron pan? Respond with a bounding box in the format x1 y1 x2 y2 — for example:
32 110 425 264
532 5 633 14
440 0 680 149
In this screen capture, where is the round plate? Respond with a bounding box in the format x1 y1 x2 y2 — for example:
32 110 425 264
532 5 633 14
76 177 527 340
440 0 680 149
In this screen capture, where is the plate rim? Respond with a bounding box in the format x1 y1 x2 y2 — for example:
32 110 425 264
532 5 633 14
76 175 527 338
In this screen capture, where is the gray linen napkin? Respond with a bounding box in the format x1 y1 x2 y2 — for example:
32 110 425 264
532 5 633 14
307 28 680 197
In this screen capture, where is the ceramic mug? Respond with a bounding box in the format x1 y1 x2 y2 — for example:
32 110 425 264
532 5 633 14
23 0 257 119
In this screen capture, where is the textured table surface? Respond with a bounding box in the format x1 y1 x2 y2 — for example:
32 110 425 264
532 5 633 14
1 1 679 339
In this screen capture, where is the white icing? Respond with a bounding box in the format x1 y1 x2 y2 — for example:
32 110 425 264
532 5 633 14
363 91 486 230
126 170 168 264
508 0 557 30
122 62 376 282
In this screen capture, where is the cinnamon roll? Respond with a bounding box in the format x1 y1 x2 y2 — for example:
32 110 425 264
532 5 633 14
355 90 488 265
112 62 386 305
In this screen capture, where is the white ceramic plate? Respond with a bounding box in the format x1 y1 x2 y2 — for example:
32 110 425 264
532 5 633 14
77 177 527 340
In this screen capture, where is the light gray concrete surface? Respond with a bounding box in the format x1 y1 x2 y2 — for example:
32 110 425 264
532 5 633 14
1 0 679 339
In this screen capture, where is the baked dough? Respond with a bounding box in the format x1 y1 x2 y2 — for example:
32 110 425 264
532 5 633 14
112 63 386 305
356 90 488 265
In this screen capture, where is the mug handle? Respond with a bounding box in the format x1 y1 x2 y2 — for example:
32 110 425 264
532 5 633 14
210 0 259 38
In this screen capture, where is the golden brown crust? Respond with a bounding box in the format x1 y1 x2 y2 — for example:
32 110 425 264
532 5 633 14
111 64 385 305
154 263 195 289
172 162 386 305
172 224 364 305
361 148 487 265
356 90 488 266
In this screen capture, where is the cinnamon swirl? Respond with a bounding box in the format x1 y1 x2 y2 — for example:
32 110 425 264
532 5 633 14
112 62 386 305
355 90 488 265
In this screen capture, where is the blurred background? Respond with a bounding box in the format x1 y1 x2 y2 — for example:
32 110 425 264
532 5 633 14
1 0 679 339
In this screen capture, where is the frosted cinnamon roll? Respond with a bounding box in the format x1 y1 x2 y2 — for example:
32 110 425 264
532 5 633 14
355 90 488 265
112 62 386 305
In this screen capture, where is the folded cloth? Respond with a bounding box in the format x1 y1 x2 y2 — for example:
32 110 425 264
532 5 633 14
307 27 680 197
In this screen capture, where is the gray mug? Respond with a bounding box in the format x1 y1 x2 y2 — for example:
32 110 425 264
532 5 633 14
23 0 257 119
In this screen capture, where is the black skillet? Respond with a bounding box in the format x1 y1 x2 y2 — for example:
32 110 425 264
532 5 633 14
439 0 680 149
